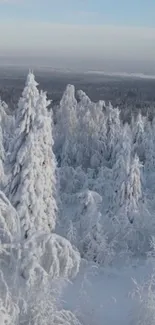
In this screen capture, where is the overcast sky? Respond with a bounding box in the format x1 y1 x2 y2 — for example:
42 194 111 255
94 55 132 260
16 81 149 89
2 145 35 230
0 0 155 73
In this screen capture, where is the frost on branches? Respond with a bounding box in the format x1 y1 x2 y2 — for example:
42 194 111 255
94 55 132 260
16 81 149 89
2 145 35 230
33 90 57 233
8 72 39 165
55 84 77 166
0 98 15 153
21 233 80 283
5 74 39 238
6 74 57 238
59 189 111 263
0 191 20 244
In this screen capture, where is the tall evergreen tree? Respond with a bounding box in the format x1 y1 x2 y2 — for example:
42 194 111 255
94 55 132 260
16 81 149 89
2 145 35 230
32 90 57 234
133 112 145 162
6 73 57 238
7 71 39 166
112 123 132 212
55 84 77 166
106 103 121 165
144 120 155 173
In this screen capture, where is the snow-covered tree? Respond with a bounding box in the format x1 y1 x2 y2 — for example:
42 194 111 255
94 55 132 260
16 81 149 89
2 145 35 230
84 214 114 265
144 120 155 174
112 123 132 213
59 84 77 131
21 232 80 283
75 109 95 168
60 189 109 263
105 102 121 165
0 98 15 152
59 166 87 195
90 100 107 168
54 84 77 166
75 104 105 169
5 72 39 237
127 155 143 212
76 89 91 117
6 73 57 238
119 154 143 223
0 190 20 245
7 71 39 167
32 90 57 234
75 190 103 258
133 111 146 162
112 123 143 223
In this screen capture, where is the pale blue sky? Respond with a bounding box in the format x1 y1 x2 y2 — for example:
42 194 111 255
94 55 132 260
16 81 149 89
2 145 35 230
0 0 155 73
0 0 154 26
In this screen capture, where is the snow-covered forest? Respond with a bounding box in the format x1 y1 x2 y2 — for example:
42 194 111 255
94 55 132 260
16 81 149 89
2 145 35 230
1 71 155 325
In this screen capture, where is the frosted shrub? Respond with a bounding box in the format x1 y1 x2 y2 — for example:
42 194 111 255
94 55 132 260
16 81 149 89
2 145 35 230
132 273 155 325
21 232 80 283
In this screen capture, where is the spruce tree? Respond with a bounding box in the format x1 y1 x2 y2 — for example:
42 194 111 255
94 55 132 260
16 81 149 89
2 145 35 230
6 73 57 238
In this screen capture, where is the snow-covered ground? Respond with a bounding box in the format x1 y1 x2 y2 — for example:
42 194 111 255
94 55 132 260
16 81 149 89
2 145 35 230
60 259 153 325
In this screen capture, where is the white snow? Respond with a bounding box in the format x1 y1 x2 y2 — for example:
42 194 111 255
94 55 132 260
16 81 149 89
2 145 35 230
60 259 153 325
1 72 155 324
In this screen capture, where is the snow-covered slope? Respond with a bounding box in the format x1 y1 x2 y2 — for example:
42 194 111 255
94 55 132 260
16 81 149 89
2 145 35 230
61 259 153 325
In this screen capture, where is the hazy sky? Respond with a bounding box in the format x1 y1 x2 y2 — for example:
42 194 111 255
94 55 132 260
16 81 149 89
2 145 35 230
0 0 155 73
